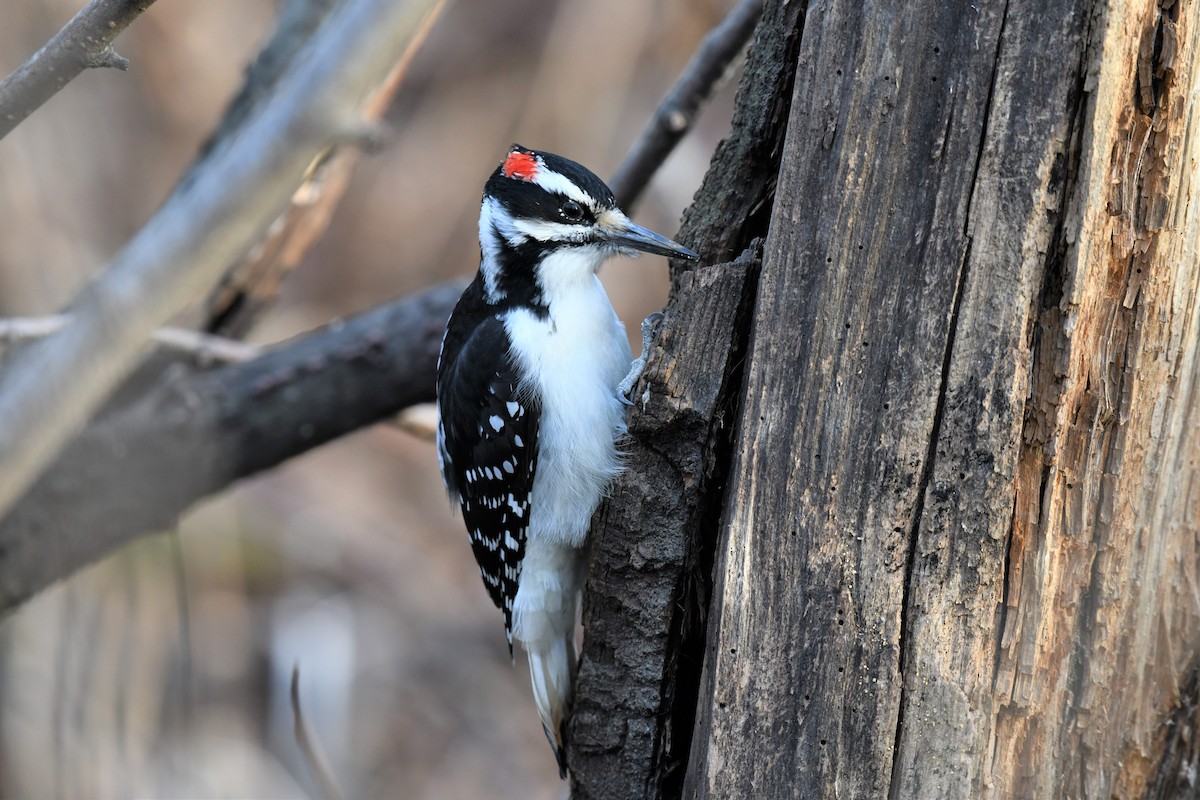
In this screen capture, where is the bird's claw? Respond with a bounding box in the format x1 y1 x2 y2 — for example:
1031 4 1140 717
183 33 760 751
641 311 665 345
617 366 640 405
618 312 666 405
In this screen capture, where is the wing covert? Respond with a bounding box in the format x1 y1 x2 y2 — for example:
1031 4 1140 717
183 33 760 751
437 315 540 649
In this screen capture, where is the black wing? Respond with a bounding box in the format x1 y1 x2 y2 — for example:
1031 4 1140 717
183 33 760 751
437 309 540 651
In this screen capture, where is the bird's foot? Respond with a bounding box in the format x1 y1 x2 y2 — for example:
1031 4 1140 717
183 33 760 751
618 312 665 406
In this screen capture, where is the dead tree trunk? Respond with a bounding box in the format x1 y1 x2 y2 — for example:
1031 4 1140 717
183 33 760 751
572 1 1200 798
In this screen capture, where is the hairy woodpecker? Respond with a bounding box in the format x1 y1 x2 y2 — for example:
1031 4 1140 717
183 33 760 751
436 145 698 775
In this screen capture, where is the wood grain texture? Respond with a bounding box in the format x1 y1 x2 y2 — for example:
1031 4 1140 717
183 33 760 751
889 0 1091 795
689 3 1012 797
686 0 1200 797
993 1 1200 796
1146 660 1200 799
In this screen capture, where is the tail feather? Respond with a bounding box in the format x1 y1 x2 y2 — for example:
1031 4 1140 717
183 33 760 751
514 539 587 778
527 634 575 779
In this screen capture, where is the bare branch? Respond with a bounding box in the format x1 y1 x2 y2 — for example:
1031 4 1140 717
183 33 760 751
0 282 462 610
0 0 447 521
0 316 260 364
608 0 764 210
198 0 430 339
143 328 260 365
0 0 158 141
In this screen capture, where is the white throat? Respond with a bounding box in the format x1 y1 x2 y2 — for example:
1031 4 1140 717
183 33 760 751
534 245 613 310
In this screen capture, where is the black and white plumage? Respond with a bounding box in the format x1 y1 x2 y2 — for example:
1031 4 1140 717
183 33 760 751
436 145 698 777
438 311 539 644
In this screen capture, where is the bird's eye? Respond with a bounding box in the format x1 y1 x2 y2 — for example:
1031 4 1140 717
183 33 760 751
560 200 585 222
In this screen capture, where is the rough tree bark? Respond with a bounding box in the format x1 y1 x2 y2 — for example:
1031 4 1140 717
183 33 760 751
573 1 1200 798
569 1 802 795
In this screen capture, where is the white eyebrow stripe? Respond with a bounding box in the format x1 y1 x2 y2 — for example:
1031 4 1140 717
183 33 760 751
531 167 593 205
512 218 584 242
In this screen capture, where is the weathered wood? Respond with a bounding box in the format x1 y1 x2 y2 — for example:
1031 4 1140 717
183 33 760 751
685 0 1200 797
889 0 1091 795
688 2 1013 797
991 1 1200 795
1146 661 1200 799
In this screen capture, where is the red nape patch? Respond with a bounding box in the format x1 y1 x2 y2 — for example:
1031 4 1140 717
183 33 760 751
502 150 539 181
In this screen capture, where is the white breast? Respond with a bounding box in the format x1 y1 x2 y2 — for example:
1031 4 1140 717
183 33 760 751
504 259 631 549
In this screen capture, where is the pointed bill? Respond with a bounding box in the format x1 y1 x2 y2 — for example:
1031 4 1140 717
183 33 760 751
600 211 700 260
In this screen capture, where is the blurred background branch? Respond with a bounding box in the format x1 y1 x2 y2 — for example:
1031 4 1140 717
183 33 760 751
199 0 418 339
0 0 446 521
0 0 158 140
0 282 459 610
291 664 347 800
609 0 762 210
0 315 260 364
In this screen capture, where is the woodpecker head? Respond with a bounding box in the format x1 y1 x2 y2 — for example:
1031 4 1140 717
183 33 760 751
478 145 699 304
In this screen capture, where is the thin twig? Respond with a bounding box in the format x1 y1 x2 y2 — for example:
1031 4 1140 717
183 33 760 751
0 315 260 364
0 0 447 521
608 0 764 210
291 665 347 800
150 328 261 365
0 0 158 141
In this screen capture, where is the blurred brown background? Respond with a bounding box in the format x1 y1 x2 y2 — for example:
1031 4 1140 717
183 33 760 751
0 0 737 796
